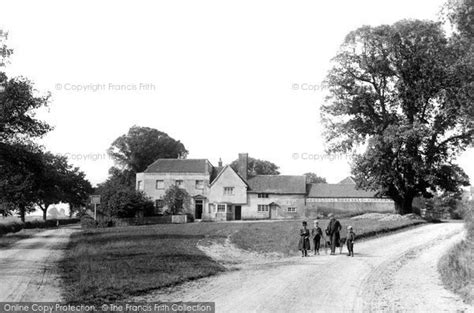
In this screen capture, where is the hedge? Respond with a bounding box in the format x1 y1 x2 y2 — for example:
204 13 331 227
0 218 80 236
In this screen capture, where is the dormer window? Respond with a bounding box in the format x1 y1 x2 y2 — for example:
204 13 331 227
258 193 269 198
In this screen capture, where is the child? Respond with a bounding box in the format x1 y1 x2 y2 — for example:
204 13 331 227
298 221 310 257
311 220 323 255
346 226 356 257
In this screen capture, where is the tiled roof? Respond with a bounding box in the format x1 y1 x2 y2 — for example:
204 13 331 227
247 175 306 194
308 183 378 198
144 159 210 174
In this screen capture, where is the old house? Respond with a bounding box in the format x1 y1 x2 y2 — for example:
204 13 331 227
244 175 307 220
136 154 395 221
135 158 214 218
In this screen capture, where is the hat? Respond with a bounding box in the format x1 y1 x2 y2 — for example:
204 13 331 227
347 225 353 229
328 213 334 218
302 221 307 225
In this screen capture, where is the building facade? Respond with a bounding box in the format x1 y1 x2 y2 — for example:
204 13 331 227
136 154 395 221
306 178 395 217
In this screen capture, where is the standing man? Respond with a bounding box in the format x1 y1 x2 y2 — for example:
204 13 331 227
326 213 342 255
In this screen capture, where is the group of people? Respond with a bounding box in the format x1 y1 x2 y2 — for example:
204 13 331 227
298 213 356 257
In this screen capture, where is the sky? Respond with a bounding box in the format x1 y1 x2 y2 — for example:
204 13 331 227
1 0 472 187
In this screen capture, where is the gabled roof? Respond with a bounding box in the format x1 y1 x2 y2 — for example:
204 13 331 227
210 165 249 187
338 176 356 184
247 175 306 194
144 159 211 174
308 183 378 198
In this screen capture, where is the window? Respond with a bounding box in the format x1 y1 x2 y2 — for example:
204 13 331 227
155 200 164 208
224 187 234 195
175 180 184 187
156 180 164 189
257 205 269 212
137 181 143 191
217 204 226 212
258 193 269 198
287 207 296 212
195 180 204 189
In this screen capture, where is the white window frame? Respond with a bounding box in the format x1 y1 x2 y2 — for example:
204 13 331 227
257 204 269 212
195 180 204 189
258 193 269 198
137 181 143 191
217 204 226 213
224 187 235 195
156 180 164 190
175 179 184 187
287 207 296 212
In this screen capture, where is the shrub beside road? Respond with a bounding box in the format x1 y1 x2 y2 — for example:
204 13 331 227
439 209 473 304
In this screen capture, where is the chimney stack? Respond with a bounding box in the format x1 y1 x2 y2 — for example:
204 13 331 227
218 158 223 167
238 153 248 181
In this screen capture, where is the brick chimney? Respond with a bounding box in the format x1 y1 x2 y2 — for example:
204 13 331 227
218 158 223 167
238 153 248 181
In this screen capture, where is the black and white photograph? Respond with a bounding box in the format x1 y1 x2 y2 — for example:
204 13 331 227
0 0 473 312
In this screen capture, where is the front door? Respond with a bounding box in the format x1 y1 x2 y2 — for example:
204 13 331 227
235 205 241 220
195 200 203 219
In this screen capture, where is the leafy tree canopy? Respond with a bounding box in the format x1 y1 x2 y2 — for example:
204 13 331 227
322 19 473 214
163 185 191 215
107 126 188 173
230 157 280 178
304 172 327 184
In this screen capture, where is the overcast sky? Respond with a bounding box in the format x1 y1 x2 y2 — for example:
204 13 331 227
1 0 472 186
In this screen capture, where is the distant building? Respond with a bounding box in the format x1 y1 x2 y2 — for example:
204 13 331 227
136 154 395 221
306 178 395 217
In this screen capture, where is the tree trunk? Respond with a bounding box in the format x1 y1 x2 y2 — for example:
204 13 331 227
19 205 26 223
395 196 414 215
40 204 49 221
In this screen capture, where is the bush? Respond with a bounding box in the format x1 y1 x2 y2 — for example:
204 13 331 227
0 218 80 236
23 218 80 229
439 206 473 303
0 221 24 236
81 215 98 229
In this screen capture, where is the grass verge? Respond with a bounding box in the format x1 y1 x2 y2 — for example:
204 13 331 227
0 228 46 249
438 210 473 304
60 217 425 303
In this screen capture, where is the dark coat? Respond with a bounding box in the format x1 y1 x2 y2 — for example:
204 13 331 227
326 218 342 251
298 228 311 250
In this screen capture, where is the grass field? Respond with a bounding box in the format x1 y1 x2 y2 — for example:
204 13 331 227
439 209 473 304
60 217 425 303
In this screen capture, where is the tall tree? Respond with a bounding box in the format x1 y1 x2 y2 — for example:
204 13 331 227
107 126 188 174
0 30 13 67
304 172 327 184
95 171 154 218
322 20 473 214
36 152 92 220
0 143 43 221
0 74 52 144
230 157 280 178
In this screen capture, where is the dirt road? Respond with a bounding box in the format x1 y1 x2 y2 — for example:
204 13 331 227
136 223 472 313
0 226 78 302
